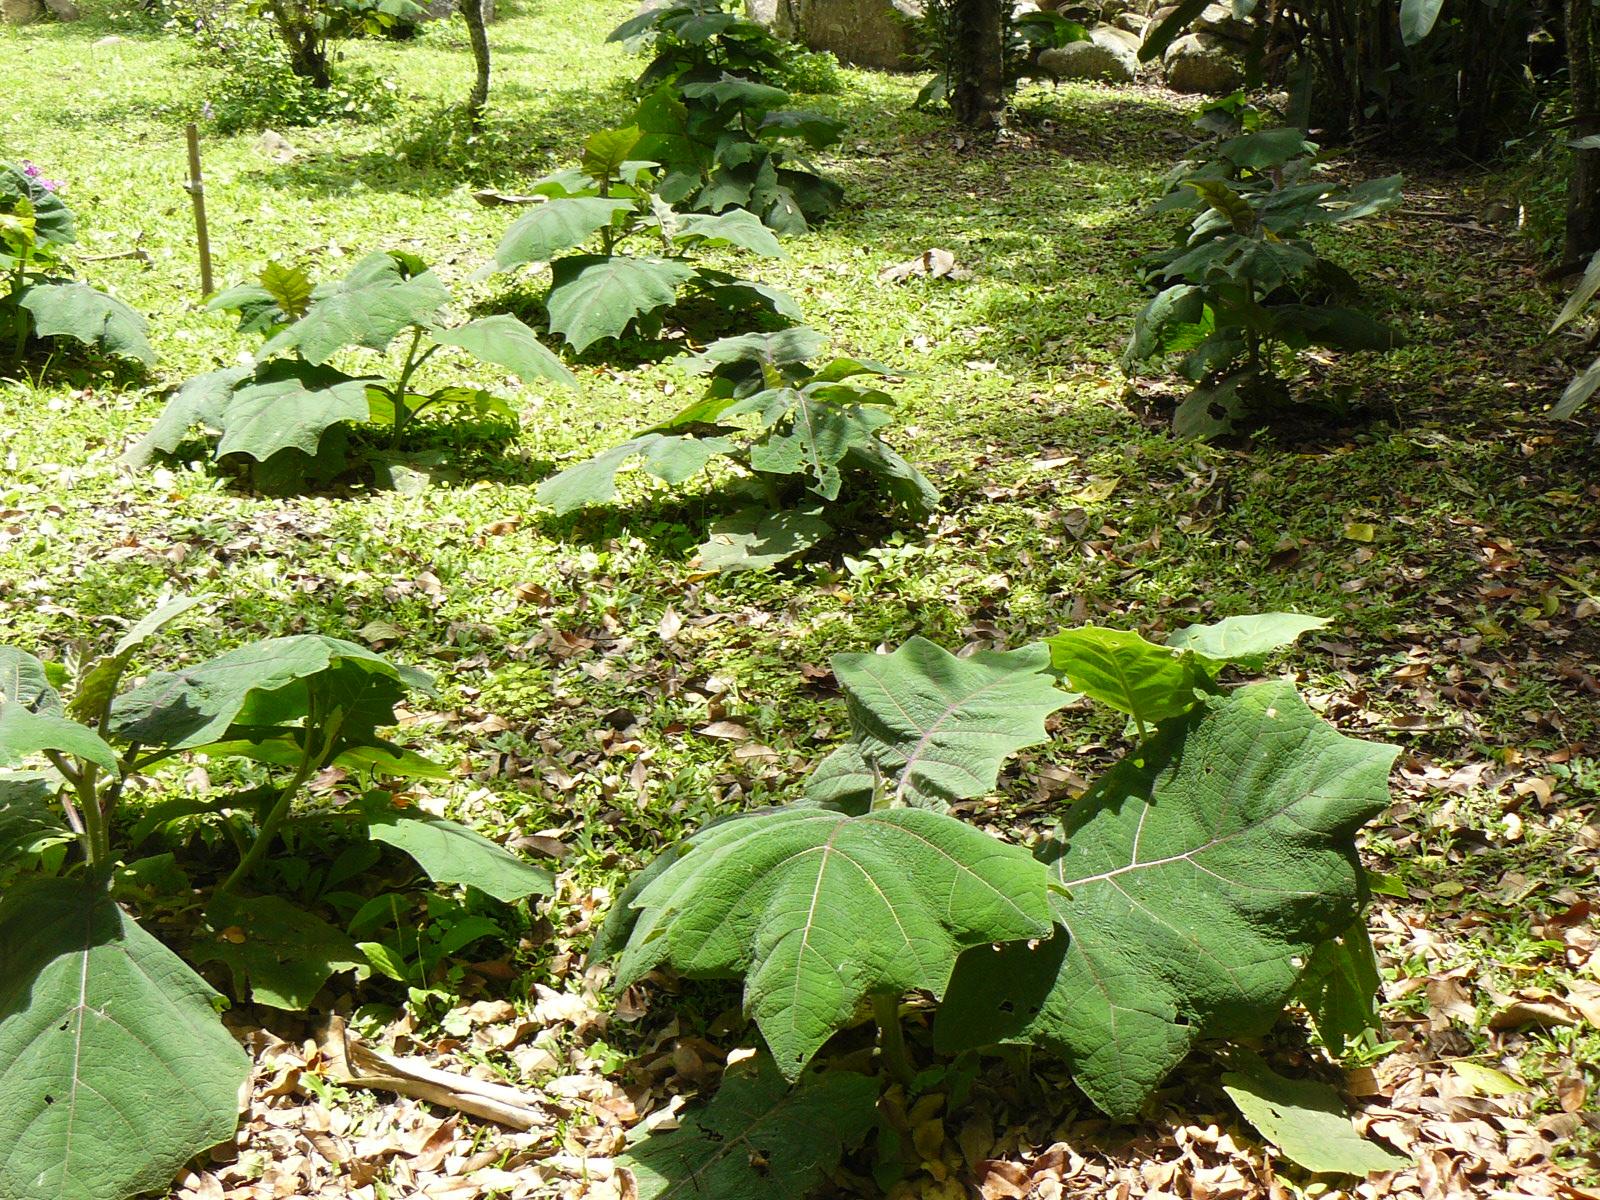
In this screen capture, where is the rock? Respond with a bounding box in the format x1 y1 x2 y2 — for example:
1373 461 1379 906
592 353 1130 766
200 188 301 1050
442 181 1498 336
1163 31 1244 94
747 0 922 70
1114 11 1148 35
255 130 299 163
39 0 78 18
1 0 44 23
1092 23 1140 53
1039 31 1137 83
93 33 124 43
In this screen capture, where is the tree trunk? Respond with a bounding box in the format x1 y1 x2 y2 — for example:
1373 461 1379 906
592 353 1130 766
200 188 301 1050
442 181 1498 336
1 0 45 24
1568 0 1600 262
461 0 491 123
948 0 1005 130
270 0 330 88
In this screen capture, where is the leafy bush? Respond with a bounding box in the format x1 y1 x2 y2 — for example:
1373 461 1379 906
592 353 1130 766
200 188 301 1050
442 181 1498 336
1122 127 1404 437
914 0 1090 111
156 0 399 131
0 599 552 1200
598 614 1400 1189
537 327 939 571
129 250 574 487
484 125 799 352
1 163 155 369
607 0 845 233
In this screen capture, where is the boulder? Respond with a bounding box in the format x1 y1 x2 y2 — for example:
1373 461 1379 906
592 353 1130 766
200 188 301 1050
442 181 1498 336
41 0 80 18
1114 11 1149 35
1 0 44 23
1092 24 1140 53
1038 32 1137 83
747 0 922 70
1163 31 1244 94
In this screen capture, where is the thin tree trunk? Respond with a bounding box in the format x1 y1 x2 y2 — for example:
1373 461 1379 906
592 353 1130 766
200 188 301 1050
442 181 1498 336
461 0 491 123
948 0 1005 130
269 0 330 87
1568 0 1600 261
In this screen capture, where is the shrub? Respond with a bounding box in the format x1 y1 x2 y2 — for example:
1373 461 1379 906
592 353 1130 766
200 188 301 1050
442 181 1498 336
1 162 155 370
1122 127 1404 437
537 326 939 571
607 0 846 232
129 251 574 488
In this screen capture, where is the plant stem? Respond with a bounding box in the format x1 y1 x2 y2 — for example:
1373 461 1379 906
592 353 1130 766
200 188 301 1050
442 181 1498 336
873 992 915 1086
215 709 342 895
390 326 428 447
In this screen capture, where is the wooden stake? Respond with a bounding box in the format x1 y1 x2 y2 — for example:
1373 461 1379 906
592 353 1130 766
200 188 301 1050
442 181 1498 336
184 123 213 298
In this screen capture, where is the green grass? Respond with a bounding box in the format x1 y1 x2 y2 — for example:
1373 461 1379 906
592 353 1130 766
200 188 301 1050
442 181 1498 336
3 0 1599 1181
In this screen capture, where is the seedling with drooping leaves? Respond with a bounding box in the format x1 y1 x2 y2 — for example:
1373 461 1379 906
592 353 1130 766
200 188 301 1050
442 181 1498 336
1 161 155 369
484 125 798 353
599 612 1404 1194
0 599 553 1200
128 250 574 487
536 326 939 571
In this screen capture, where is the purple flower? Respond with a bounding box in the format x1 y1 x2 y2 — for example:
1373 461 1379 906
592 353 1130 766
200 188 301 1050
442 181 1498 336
19 161 61 192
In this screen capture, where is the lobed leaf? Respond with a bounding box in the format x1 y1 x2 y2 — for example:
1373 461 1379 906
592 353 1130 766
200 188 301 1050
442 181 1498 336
18 282 155 365
259 252 450 363
546 255 696 351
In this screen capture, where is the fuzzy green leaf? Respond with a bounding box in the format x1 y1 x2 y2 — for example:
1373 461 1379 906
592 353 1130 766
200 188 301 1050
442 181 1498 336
124 365 252 466
493 198 637 270
0 876 249 1200
260 252 449 362
18 282 155 365
1046 625 1205 729
537 432 732 515
1223 1058 1409 1174
431 315 576 388
813 638 1073 812
1167 613 1330 668
934 683 1398 1119
195 893 366 1009
616 806 1051 1078
365 808 553 902
621 1054 878 1200
212 361 374 462
546 255 695 351
1295 922 1382 1055
108 634 429 751
671 210 785 258
697 506 830 572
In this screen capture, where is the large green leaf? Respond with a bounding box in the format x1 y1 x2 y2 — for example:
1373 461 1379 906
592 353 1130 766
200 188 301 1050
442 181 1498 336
0 650 119 772
934 683 1397 1119
109 634 429 751
124 366 252 466
0 647 61 713
1046 625 1205 731
0 877 249 1200
1167 613 1329 669
697 506 830 572
195 892 366 1009
671 210 785 258
1223 1057 1409 1175
0 164 75 245
537 432 732 515
210 361 374 462
747 391 886 501
0 772 67 867
621 1054 878 1200
260 251 450 363
808 637 1073 812
546 255 696 352
18 282 155 365
493 198 637 271
365 807 553 902
1294 922 1382 1055
1398 0 1443 45
686 327 829 374
616 806 1051 1078
430 315 576 389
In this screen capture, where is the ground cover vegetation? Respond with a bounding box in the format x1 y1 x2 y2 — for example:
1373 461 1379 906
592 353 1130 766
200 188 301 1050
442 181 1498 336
0 0 1598 1198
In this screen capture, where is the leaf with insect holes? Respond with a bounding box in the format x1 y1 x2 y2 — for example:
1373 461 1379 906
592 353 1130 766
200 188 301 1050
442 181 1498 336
621 1053 878 1200
19 282 155 364
0 876 250 1200
934 683 1398 1119
615 806 1051 1078
546 255 696 351
260 252 450 363
807 637 1074 812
